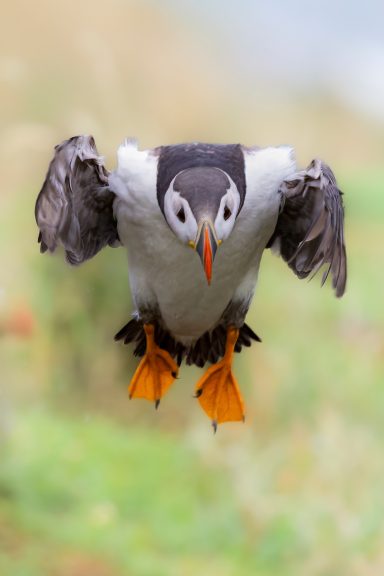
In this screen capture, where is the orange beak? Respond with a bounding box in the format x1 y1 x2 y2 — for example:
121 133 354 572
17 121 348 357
195 220 219 285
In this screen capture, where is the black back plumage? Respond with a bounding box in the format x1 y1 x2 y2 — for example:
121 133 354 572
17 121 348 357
156 143 246 215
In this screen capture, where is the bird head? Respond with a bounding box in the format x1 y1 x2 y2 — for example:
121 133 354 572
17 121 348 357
163 167 241 284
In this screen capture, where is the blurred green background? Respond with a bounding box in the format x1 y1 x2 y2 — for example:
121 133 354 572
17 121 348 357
1 1 384 574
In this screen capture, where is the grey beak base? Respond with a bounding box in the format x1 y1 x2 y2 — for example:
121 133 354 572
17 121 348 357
195 221 218 266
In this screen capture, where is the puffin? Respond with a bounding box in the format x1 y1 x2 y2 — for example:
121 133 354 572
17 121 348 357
35 136 347 429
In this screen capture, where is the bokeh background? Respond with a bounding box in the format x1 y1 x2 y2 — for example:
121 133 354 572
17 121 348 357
1 1 384 574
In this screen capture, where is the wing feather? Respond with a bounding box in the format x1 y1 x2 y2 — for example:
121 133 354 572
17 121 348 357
35 135 119 265
269 159 347 297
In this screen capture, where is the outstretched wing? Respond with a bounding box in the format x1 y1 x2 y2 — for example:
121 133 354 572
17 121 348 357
268 159 347 297
35 135 119 265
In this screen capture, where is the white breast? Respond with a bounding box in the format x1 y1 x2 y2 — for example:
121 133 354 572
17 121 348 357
110 142 296 344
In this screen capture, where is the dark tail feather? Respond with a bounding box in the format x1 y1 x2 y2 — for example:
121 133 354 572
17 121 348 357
241 322 262 343
114 318 142 343
114 318 261 368
134 333 146 357
233 322 261 354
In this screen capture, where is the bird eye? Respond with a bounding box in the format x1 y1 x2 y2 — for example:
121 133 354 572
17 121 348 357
223 205 232 221
176 207 186 223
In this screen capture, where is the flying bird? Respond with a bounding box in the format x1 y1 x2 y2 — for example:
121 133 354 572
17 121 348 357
35 136 347 429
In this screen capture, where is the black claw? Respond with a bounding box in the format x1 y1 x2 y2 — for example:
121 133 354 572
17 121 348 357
194 388 203 399
155 399 160 410
211 419 218 434
171 371 177 378
242 415 246 423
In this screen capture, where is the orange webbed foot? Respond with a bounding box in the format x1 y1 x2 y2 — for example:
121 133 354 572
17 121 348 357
128 324 178 407
195 326 245 430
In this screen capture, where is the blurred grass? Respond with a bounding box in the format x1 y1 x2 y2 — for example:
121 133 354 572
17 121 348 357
0 410 250 576
1 397 383 576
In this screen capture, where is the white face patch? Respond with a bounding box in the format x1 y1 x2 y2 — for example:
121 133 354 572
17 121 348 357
163 176 198 244
213 172 241 242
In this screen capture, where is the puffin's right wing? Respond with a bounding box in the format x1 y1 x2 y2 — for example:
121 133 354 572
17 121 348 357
35 135 120 265
268 158 347 297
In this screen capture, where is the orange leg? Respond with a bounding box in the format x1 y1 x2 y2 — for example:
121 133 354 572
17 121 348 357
128 324 179 408
195 326 245 430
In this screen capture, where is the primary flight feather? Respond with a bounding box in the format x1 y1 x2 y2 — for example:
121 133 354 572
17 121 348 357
35 135 347 429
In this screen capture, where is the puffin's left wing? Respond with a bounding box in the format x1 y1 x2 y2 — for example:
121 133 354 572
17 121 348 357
268 159 347 297
35 135 119 265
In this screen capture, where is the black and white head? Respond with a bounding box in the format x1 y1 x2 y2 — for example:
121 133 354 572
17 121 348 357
163 167 241 283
